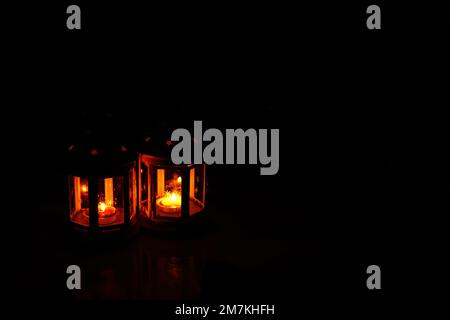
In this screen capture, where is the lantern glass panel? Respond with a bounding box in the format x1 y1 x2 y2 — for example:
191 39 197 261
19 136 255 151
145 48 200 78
69 176 90 226
129 167 137 220
97 176 125 226
156 168 182 218
189 166 205 216
140 163 150 218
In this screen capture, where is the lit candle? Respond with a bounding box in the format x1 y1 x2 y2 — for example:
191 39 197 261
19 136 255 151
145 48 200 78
98 200 116 217
98 178 116 217
156 191 181 213
159 191 181 207
156 176 182 213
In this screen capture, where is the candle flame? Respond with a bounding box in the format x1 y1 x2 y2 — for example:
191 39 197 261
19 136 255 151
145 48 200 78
81 185 88 193
177 176 182 184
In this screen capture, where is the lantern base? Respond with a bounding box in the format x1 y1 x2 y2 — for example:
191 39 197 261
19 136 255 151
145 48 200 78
72 208 126 227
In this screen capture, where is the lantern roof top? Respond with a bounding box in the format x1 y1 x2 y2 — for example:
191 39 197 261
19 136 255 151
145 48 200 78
65 134 137 177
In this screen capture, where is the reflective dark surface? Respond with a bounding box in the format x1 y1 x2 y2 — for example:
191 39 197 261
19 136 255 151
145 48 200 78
1 0 448 305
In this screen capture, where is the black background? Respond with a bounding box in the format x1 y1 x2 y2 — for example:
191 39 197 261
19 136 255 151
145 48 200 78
1 0 448 314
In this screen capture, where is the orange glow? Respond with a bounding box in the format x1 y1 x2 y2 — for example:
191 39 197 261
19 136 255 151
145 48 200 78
177 176 182 184
81 184 88 193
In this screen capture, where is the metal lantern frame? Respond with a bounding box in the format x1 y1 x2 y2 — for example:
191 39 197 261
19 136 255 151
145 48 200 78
66 144 139 235
138 153 206 230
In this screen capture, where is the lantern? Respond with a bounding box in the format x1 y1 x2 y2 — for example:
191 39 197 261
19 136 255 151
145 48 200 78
66 143 139 238
138 138 206 231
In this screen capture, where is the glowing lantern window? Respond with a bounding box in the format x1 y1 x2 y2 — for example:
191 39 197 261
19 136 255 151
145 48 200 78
139 154 206 229
66 143 138 235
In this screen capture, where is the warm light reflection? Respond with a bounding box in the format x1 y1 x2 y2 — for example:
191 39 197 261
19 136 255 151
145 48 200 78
81 184 88 193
